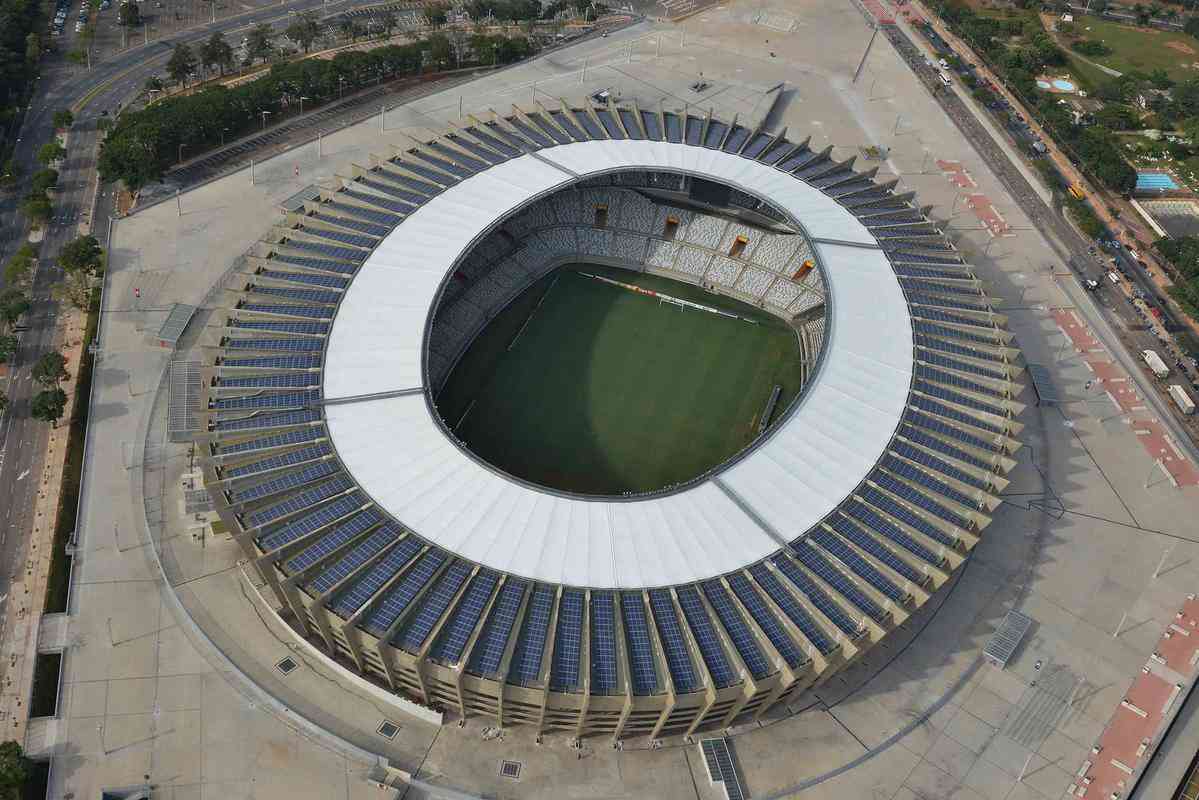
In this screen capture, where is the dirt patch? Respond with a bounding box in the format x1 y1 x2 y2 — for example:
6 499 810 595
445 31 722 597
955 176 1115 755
1168 39 1197 55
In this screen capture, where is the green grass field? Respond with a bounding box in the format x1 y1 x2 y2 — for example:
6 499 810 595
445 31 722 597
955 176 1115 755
435 266 805 495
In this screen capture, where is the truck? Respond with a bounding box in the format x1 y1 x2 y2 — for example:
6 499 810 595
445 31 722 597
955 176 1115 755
1142 349 1170 379
1169 384 1195 415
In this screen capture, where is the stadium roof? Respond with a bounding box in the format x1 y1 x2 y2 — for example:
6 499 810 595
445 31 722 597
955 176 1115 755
323 141 913 589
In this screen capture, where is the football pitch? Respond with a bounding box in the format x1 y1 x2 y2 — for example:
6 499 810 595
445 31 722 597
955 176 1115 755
435 266 806 495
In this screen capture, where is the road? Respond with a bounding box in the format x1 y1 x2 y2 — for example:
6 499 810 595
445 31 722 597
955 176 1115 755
0 0 409 699
884 22 1199 464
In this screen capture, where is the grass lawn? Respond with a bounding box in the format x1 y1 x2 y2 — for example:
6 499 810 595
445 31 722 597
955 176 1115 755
435 266 804 495
1070 18 1199 82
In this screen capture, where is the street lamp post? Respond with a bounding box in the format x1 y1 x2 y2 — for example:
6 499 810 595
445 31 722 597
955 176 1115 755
299 95 309 114
339 77 346 100
220 127 229 146
260 110 271 130
178 142 186 163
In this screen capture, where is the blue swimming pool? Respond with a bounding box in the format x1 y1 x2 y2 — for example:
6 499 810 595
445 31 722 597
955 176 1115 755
1137 172 1180 191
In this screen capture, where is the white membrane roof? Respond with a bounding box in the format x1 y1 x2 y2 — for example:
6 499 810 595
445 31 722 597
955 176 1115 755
323 140 913 588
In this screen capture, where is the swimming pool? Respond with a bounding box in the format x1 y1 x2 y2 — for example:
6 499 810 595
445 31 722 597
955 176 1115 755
1137 172 1180 191
1051 78 1076 91
1036 79 1051 89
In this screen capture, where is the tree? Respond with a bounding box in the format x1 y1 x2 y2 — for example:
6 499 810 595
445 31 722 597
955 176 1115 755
166 43 195 87
30 388 68 425
1183 116 1199 143
246 23 274 63
144 75 164 94
427 4 448 28
0 290 31 325
0 391 7 415
4 243 38 286
37 141 66 166
1187 15 1199 38
0 336 16 364
31 168 58 193
21 192 52 225
0 159 20 187
55 270 95 309
0 741 30 793
26 32 41 64
201 32 234 76
285 12 320 53
58 235 103 274
33 352 68 386
118 1 140 26
53 108 74 129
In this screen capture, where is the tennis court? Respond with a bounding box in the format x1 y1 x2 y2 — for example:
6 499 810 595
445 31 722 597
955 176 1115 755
435 266 806 495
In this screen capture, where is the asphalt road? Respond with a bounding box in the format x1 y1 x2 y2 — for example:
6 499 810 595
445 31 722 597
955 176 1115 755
0 0 396 694
886 23 1199 463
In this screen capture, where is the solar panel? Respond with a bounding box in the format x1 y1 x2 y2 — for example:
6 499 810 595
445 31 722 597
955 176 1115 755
721 125 749 153
248 286 341 304
219 355 322 370
218 373 318 391
725 574 806 669
259 270 348 288
747 564 834 655
910 308 992 331
883 455 977 509
916 365 1004 399
231 461 340 504
284 508 384 574
269 254 357 275
548 111 585 141
648 589 699 694
395 561 472 652
218 427 323 455
356 177 425 207
527 112 572 144
703 120 728 148
1026 363 1058 406
617 109 643 139
620 591 659 695
891 440 986 490
549 589 584 691
908 293 990 314
909 396 1003 435
914 334 1005 364
466 125 524 155
223 443 330 479
858 485 958 548
307 524 407 596
317 206 397 233
246 474 353 529
376 167 441 196
257 491 362 552
240 304 333 319
283 239 366 263
424 139 491 169
328 534 424 616
213 409 320 432
675 586 737 688
574 111 604 140
809 528 907 603
796 540 889 621
232 320 330 335
640 110 661 141
844 500 942 566
757 138 792 165
361 550 446 636
826 514 926 584
700 738 746 800
684 115 703 146
874 471 970 530
913 320 998 347
772 554 862 636
430 571 498 665
584 108 617 139
224 337 323 352
663 112 683 143
484 120 533 151
467 579 526 677
589 591 618 694
299 225 377 248
701 582 771 680
443 134 506 164
508 585 555 686
508 116 555 147
902 424 993 471
914 380 1007 418
213 389 319 411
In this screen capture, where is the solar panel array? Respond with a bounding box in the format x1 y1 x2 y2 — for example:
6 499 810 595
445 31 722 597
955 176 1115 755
199 102 1023 732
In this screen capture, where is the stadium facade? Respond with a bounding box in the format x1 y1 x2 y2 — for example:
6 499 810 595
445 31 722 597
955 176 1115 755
198 100 1025 740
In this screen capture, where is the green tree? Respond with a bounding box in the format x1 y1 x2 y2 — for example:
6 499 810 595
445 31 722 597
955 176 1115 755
30 388 68 426
166 43 196 87
52 108 74 129
246 23 274 63
285 12 320 53
0 336 16 364
0 391 7 414
37 141 66 165
0 740 30 793
0 290 31 326
144 75 164 94
25 32 41 64
427 3 448 28
118 1 140 26
31 168 58 193
3 243 37 286
200 31 234 76
1187 15 1199 38
32 351 68 386
0 158 20 187
58 235 103 274
21 192 52 224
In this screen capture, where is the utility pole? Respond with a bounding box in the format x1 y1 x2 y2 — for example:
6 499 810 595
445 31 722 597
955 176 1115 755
380 105 385 133
317 131 322 158
176 188 182 216
250 158 254 184
853 26 878 84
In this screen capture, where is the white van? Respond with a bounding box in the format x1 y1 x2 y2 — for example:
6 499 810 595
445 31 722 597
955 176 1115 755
938 72 952 86
938 57 949 69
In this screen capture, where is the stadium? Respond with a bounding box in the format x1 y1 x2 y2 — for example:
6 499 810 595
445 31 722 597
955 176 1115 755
198 99 1025 741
